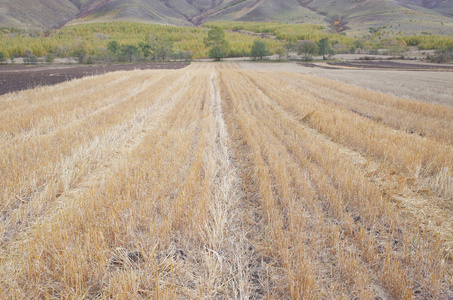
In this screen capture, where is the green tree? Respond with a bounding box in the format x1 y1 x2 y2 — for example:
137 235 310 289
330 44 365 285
23 54 38 65
297 40 319 61
317 38 332 60
284 40 297 60
107 40 120 56
139 42 152 60
45 53 55 64
354 39 365 52
285 40 297 53
250 39 271 60
121 44 139 63
173 49 185 61
0 52 5 64
148 35 159 61
71 44 87 64
208 46 226 61
145 36 173 61
204 26 229 61
274 46 286 61
156 39 173 61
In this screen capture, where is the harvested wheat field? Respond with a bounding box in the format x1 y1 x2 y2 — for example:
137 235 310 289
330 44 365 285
241 62 453 107
0 62 452 299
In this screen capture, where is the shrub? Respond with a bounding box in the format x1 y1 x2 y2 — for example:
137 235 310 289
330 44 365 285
71 44 87 64
428 46 453 63
121 45 139 63
297 40 319 61
250 39 271 60
45 53 55 64
23 54 38 65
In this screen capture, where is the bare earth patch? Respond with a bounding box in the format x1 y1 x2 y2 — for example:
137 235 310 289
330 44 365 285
0 62 189 95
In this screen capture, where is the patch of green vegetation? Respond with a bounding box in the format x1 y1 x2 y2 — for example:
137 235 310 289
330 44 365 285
221 0 247 11
0 27 27 35
204 21 353 44
1 21 451 62
0 22 273 59
400 35 453 50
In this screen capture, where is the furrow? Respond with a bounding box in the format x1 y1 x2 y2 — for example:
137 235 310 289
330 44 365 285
0 69 190 244
221 69 393 298
0 71 169 147
270 71 453 144
238 69 452 298
1 62 452 299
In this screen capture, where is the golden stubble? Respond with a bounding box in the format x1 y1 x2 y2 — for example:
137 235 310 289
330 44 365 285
0 62 452 299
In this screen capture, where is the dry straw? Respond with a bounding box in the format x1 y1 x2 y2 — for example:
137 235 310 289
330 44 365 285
0 63 452 299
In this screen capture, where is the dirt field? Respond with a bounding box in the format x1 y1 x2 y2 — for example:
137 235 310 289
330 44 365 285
1 62 452 299
0 62 189 95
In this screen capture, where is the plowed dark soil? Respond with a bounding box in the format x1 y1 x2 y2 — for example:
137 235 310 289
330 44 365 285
0 62 189 95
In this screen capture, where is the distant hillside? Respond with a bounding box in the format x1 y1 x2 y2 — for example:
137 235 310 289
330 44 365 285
0 0 452 35
299 0 453 35
398 0 453 17
200 0 325 24
0 0 78 29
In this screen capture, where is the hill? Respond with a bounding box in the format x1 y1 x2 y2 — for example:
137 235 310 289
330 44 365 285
0 0 452 35
0 0 78 29
299 0 453 35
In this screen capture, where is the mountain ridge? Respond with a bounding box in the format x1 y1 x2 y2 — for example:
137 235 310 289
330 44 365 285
0 0 452 35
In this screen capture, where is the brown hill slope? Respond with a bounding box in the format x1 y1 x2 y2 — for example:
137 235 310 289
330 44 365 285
0 0 452 35
301 0 453 35
0 0 78 29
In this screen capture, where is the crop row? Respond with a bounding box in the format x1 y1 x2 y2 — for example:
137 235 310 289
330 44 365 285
1 63 452 298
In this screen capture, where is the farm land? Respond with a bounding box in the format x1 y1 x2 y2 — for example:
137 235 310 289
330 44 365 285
0 62 453 298
0 63 189 95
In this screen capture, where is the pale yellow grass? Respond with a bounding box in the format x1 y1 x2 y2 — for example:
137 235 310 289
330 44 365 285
0 62 452 299
239 62 453 106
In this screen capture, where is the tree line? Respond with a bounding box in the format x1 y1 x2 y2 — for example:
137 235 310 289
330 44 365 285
1 21 453 65
203 26 333 61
